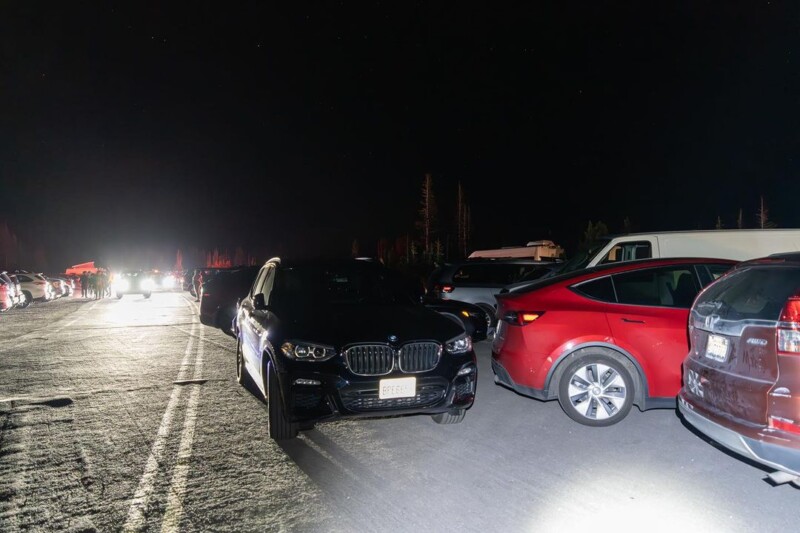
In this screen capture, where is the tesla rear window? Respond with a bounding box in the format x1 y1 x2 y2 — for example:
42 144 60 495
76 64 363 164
694 266 800 321
572 276 615 302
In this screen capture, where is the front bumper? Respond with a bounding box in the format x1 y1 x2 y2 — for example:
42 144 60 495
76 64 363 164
678 394 800 477
277 352 478 423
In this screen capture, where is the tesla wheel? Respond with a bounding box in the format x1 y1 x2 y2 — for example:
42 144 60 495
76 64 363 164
557 353 634 427
143 292 151 299
432 409 466 424
266 362 298 440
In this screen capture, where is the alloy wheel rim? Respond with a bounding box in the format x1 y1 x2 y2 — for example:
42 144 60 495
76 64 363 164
567 363 627 420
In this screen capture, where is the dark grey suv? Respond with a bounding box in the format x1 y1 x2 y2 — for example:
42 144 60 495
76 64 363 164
425 259 562 324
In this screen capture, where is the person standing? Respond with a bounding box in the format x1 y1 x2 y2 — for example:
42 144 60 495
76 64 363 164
80 272 89 299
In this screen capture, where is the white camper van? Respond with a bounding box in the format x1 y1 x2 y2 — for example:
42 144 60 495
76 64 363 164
554 229 800 275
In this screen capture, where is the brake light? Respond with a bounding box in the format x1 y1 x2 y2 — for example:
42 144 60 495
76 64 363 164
502 311 544 326
769 416 800 435
434 284 454 293
778 295 800 355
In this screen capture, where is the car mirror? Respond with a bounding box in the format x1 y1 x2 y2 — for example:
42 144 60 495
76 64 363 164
253 293 267 311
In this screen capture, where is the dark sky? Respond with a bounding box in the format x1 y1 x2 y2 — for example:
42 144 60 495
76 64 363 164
1 2 799 270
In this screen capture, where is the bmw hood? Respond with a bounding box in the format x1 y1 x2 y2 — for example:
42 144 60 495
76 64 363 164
279 304 465 348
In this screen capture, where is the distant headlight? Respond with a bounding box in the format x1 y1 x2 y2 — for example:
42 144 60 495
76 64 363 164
280 340 336 361
114 279 130 292
162 275 175 288
141 278 156 291
445 334 472 354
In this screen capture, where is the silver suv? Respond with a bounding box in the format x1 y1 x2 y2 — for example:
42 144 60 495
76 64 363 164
425 259 562 324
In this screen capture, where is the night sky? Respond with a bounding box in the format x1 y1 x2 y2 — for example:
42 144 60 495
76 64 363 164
2 2 799 270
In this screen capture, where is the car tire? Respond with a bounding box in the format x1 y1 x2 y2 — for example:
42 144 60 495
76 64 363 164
116 293 123 299
21 291 32 308
266 361 299 440
557 352 634 427
143 292 151 299
235 338 251 387
432 409 466 424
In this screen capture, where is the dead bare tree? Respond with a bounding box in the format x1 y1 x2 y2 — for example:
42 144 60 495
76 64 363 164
415 173 438 257
757 196 776 228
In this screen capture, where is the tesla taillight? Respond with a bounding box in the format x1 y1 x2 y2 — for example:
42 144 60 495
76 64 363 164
502 311 544 326
778 295 800 355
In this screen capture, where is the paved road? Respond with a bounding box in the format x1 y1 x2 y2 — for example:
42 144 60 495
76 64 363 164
0 292 797 532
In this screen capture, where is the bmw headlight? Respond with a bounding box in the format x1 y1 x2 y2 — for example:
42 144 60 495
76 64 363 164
445 334 472 354
281 340 336 361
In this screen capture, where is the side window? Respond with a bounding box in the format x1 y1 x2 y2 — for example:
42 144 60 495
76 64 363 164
250 266 268 297
259 266 276 304
600 241 652 265
452 264 489 284
572 276 615 302
18 275 31 282
697 264 734 287
613 266 699 308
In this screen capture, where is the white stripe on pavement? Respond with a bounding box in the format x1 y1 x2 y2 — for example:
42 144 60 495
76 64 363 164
160 321 205 532
123 313 198 532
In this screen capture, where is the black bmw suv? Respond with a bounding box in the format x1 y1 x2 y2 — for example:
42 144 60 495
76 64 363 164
234 257 478 440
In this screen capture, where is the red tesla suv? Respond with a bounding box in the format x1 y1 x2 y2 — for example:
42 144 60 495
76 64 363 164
492 257 736 426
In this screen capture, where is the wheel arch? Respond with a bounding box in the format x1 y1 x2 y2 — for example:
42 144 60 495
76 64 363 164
545 343 648 409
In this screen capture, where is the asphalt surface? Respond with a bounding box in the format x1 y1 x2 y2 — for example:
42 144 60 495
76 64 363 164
0 291 797 533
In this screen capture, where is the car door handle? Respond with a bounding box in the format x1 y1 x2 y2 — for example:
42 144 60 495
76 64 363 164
621 318 646 324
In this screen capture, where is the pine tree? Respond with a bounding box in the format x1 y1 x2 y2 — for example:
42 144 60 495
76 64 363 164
415 173 438 258
737 208 743 229
757 196 776 229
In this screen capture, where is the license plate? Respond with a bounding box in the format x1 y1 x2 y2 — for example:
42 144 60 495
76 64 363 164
379 377 416 399
705 334 729 362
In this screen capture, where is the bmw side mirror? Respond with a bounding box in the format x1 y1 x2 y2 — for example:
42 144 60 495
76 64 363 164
253 293 267 311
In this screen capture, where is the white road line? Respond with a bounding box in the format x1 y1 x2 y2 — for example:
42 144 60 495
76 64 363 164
160 322 205 532
123 316 197 532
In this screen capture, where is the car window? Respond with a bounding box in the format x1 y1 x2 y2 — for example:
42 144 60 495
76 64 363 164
572 276 615 302
612 265 698 308
696 263 735 287
694 266 800 322
452 263 535 285
599 241 652 265
258 266 276 303
250 266 269 297
18 275 31 282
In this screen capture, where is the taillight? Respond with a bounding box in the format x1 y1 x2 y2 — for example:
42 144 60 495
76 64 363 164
769 416 800 435
778 295 800 355
434 284 454 293
502 311 544 326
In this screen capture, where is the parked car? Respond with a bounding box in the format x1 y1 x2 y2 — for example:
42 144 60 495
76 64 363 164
0 276 12 311
1 271 23 308
7 273 26 308
199 265 261 336
112 270 155 299
491 257 736 426
425 258 562 323
679 252 800 487
14 271 54 302
421 298 491 342
234 257 478 440
546 228 800 278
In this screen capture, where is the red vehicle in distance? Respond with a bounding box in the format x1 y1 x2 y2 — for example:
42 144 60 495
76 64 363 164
492 257 736 426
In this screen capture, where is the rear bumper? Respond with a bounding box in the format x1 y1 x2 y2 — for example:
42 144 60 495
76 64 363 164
491 358 548 400
678 394 800 477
